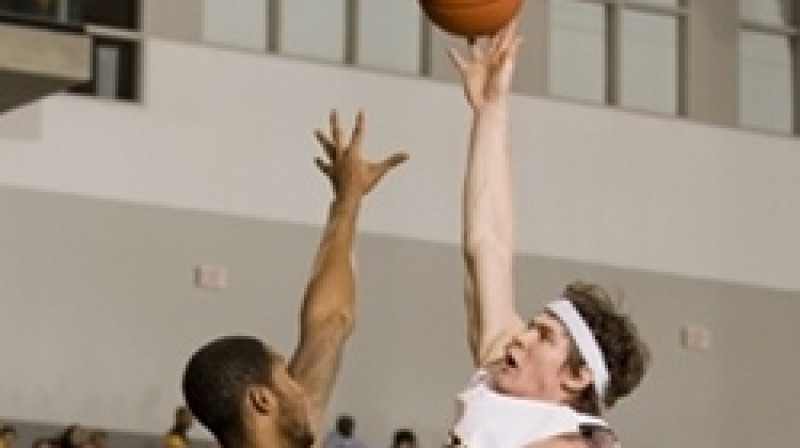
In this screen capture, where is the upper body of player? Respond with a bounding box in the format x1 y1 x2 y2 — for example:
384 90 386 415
182 111 407 448
449 23 649 448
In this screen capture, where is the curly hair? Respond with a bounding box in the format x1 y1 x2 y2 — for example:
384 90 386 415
560 281 650 416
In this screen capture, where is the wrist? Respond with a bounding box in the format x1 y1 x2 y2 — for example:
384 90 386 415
474 99 508 118
331 192 361 212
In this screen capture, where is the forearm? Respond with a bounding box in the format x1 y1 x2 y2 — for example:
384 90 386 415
300 194 361 343
463 100 522 365
464 102 512 252
289 194 360 428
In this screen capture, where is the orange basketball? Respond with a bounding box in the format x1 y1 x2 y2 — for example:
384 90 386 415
419 0 523 38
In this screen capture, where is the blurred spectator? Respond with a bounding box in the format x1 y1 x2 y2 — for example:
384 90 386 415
31 438 56 448
162 406 193 448
55 425 90 448
85 431 108 448
0 425 17 448
323 415 367 448
390 429 416 448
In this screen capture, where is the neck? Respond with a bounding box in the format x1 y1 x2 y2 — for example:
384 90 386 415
242 416 292 448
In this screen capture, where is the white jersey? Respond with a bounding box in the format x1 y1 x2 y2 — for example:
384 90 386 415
450 371 619 448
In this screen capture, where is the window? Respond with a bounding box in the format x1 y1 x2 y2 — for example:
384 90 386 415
81 0 138 30
280 0 346 63
69 36 139 101
357 0 421 74
549 0 683 115
203 0 268 51
740 0 789 28
0 0 82 27
620 10 678 114
739 0 797 134
549 1 606 104
67 0 141 102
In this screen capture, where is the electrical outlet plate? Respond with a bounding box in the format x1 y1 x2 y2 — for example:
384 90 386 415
681 324 711 351
194 263 228 290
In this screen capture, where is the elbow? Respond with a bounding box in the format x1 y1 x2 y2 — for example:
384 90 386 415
306 308 355 340
337 309 355 337
462 233 512 265
462 231 483 263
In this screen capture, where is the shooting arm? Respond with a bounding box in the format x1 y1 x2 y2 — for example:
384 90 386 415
463 101 523 367
450 25 525 367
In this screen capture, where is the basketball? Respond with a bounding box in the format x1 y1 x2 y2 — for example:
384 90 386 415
419 0 523 38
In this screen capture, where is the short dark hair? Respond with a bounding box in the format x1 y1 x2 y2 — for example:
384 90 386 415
391 429 417 447
335 415 355 438
182 336 278 446
33 438 55 448
561 282 650 415
0 425 16 436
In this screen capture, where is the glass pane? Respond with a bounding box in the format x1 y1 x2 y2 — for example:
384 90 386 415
621 11 677 115
69 36 139 102
740 31 792 134
740 0 790 27
96 45 120 99
203 0 267 51
358 0 420 74
626 0 679 8
281 0 345 63
82 0 139 30
549 1 605 103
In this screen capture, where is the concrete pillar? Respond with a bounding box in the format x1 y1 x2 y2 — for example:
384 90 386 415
685 0 739 126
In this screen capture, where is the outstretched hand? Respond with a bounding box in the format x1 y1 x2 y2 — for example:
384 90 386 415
448 21 521 111
314 110 408 199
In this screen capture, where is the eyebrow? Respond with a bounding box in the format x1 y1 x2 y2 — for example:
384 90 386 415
533 315 567 338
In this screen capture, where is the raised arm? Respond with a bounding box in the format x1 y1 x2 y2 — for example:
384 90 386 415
449 24 524 367
288 110 407 434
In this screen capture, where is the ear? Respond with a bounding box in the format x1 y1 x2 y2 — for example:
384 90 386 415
247 385 277 416
561 365 594 396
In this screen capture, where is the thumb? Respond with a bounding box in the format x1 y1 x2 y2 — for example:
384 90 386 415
382 151 409 170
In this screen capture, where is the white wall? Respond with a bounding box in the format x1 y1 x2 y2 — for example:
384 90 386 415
1 37 800 448
1 39 798 292
2 185 799 448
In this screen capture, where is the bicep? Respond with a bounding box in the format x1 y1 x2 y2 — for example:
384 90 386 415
464 247 524 367
288 322 349 432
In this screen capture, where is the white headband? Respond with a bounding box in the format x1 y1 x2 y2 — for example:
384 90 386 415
546 299 610 398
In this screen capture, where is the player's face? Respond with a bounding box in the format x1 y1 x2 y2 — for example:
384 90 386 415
270 361 315 448
491 312 577 402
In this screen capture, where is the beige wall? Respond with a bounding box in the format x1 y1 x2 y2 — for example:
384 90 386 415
0 186 798 448
0 14 799 448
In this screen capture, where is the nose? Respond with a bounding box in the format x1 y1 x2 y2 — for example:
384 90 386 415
511 328 539 347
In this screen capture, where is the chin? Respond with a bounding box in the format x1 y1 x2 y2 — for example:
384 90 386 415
278 411 313 448
488 370 514 395
293 432 315 448
280 426 314 448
